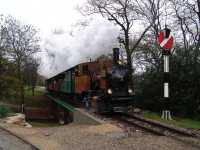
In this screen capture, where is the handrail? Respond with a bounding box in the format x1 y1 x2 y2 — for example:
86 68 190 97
46 94 75 112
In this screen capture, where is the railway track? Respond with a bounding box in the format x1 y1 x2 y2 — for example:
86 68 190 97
113 113 200 148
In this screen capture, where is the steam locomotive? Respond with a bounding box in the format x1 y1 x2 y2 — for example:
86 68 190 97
46 48 134 113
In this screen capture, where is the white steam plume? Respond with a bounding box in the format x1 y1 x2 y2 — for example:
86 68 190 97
39 18 119 78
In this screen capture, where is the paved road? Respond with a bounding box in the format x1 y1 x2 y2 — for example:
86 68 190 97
0 128 36 150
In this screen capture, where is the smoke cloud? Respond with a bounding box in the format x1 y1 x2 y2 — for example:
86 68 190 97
39 18 119 78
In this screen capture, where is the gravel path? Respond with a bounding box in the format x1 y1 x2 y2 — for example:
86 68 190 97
43 124 200 150
0 122 199 150
0 128 35 150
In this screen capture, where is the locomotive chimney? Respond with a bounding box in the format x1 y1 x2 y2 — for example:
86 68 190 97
113 48 119 65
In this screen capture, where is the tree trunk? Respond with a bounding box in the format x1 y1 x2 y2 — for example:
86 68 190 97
127 53 134 89
32 86 35 96
17 61 25 113
20 83 25 113
124 30 134 91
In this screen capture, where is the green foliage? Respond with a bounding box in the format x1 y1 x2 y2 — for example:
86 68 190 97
0 56 21 100
0 105 11 118
135 47 200 118
134 69 163 112
0 75 21 99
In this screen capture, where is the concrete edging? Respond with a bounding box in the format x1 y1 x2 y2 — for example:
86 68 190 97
0 124 40 150
73 109 104 125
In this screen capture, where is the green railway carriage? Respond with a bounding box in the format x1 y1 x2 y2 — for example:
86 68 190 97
60 70 75 93
46 67 76 94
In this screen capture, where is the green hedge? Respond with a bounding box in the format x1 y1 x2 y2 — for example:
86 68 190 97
0 105 11 118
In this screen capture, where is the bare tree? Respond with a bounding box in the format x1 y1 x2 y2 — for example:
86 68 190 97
134 0 200 72
0 15 9 98
169 0 199 49
0 15 7 64
80 0 163 90
3 16 40 112
134 0 170 72
171 0 200 107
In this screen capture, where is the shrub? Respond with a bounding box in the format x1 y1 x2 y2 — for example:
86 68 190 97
0 105 11 118
0 75 21 99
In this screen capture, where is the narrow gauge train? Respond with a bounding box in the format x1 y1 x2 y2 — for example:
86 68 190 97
46 48 134 114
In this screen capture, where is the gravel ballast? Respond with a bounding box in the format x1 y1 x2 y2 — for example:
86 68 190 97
0 122 199 150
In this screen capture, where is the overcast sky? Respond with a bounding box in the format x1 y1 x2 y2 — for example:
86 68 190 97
0 0 120 78
0 0 84 37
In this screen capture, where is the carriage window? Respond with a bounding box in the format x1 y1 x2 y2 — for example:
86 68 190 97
82 65 88 74
75 67 81 76
64 71 71 81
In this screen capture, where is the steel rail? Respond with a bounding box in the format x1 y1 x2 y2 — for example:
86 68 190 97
121 113 198 138
113 113 200 149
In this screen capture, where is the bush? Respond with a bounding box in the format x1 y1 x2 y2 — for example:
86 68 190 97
0 105 11 118
0 75 21 99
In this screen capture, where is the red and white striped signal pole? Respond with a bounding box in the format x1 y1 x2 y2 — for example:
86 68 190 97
158 28 174 120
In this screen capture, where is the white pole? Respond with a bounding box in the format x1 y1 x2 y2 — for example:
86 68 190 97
164 83 169 98
164 55 169 73
164 55 169 98
162 54 172 120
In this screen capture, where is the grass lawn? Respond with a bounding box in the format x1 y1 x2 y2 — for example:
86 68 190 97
1 86 48 108
142 111 200 129
24 86 45 97
23 86 49 108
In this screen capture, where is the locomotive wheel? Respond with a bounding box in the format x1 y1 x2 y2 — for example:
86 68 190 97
97 99 114 114
97 101 106 114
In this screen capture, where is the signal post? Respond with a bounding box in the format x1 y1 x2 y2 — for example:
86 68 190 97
158 28 174 120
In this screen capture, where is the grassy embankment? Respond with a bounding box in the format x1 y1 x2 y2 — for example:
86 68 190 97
25 87 59 127
1 86 46 106
24 86 44 97
24 86 48 108
142 111 200 129
1 86 59 127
